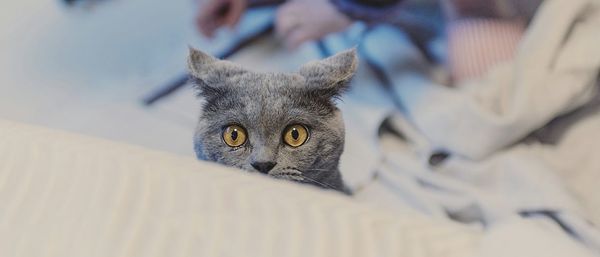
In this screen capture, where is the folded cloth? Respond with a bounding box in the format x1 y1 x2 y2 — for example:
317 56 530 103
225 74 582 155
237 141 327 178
391 0 600 160
347 0 600 254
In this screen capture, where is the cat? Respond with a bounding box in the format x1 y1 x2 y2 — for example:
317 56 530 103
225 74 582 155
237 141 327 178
188 47 357 194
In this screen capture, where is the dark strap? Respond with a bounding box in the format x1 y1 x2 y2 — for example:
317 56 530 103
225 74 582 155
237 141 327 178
519 209 581 240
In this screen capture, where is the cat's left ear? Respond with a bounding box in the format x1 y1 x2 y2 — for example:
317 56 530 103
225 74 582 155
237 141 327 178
299 48 358 98
187 47 246 97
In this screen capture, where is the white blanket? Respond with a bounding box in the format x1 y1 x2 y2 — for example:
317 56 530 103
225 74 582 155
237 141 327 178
390 0 600 160
0 119 482 257
339 0 600 255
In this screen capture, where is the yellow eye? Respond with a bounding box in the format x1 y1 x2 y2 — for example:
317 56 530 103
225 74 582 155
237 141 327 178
222 125 247 147
283 124 309 147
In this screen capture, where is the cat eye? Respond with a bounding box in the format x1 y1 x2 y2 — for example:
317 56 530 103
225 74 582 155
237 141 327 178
283 124 309 147
222 125 247 147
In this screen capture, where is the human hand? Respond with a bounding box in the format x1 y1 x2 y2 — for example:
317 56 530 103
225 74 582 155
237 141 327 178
196 0 248 38
275 0 352 49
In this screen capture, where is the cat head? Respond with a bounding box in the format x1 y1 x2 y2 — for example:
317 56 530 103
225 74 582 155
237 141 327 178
188 47 357 192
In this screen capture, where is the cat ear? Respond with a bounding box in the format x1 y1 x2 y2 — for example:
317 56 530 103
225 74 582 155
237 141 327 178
299 48 358 98
187 47 246 97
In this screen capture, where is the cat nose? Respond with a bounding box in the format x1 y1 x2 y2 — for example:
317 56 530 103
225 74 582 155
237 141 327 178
251 161 276 174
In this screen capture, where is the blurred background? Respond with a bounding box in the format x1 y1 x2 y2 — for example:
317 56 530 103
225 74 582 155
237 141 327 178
0 0 449 156
0 0 204 155
0 0 540 153
0 0 301 155
0 0 452 155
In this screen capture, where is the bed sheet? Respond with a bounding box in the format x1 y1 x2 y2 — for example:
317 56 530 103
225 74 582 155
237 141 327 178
0 119 482 257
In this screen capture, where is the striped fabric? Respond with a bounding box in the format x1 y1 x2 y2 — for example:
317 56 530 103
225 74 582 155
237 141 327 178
0 119 481 257
447 18 526 83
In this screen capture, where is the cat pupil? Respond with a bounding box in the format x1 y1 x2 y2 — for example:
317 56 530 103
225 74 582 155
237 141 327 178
231 130 238 141
291 129 299 140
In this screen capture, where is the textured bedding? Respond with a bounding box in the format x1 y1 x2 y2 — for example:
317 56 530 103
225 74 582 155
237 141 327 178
0 119 481 257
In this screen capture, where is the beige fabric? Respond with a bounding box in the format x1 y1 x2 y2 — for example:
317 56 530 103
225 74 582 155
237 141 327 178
390 0 600 160
0 119 480 257
539 106 600 226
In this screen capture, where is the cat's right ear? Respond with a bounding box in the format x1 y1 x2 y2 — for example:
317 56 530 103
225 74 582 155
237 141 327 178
187 47 246 98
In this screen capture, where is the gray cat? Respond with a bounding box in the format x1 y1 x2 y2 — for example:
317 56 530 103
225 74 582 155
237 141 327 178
188 47 357 194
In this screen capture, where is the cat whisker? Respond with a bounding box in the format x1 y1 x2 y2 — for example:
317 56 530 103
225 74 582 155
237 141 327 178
302 168 333 172
271 169 302 176
277 168 338 190
273 173 334 190
272 169 302 175
272 173 305 182
295 174 338 191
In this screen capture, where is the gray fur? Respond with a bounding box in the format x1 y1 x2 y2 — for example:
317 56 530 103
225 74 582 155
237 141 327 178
188 47 358 194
